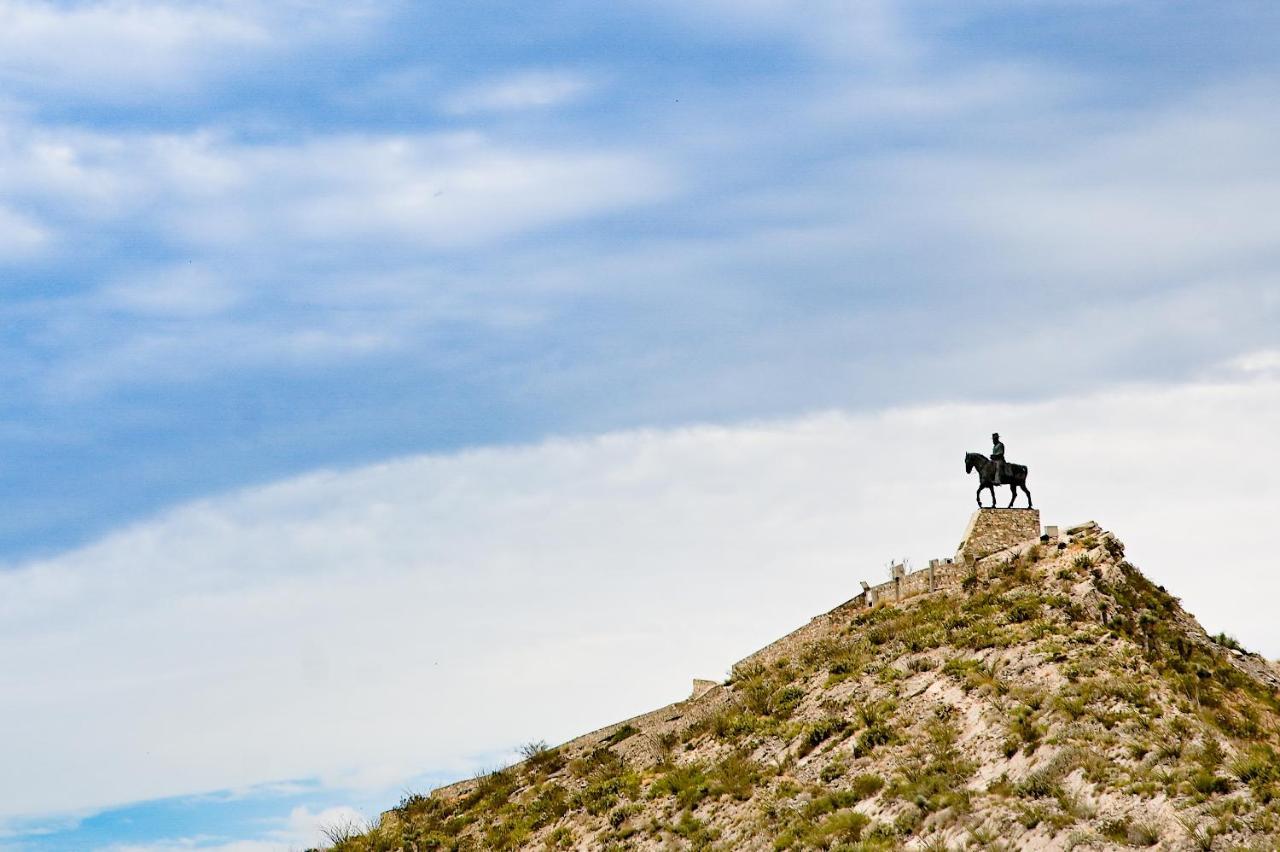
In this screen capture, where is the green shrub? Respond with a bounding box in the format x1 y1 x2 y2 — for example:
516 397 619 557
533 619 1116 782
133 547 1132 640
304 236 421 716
526 784 569 828
820 759 847 783
814 810 870 845
804 790 861 819
1211 632 1244 652
1006 705 1043 754
605 724 638 745
649 763 711 810
545 826 575 848
1007 596 1041 624
854 723 893 758
711 751 761 800
850 773 885 799
1099 817 1130 843
1189 770 1231 797
519 740 565 774
1128 820 1161 847
671 811 720 848
798 716 850 757
578 770 641 815
1230 745 1279 785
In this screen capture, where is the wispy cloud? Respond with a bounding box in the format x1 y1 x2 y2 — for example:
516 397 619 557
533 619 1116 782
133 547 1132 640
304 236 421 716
0 0 385 101
646 0 920 65
443 69 597 114
1227 349 1280 377
0 204 49 258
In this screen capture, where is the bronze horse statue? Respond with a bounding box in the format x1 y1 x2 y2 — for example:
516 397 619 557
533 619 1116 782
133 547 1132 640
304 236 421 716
965 452 1032 508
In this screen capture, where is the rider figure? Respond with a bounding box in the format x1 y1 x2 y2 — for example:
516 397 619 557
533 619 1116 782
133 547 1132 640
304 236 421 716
991 433 1006 484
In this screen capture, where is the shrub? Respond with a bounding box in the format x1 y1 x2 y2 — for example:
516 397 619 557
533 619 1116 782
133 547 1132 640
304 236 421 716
1007 596 1041 624
1099 817 1130 843
804 790 861 819
798 717 849 757
519 740 565 774
820 759 846 783
605 724 638 745
1211 632 1244 652
1189 770 1231 797
737 664 803 718
526 784 569 828
850 773 885 799
711 751 761 800
1230 745 1279 785
854 723 893 758
1128 820 1161 847
649 763 711 810
647 729 680 765
1017 768 1061 799
1007 706 1043 754
671 811 720 848
695 704 767 741
545 826 575 848
814 810 870 845
578 770 641 815
320 816 368 847
569 747 623 780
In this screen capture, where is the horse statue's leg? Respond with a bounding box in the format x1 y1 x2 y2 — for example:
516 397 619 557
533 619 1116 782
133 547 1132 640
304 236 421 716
975 485 983 507
1022 484 1033 508
1007 485 1017 508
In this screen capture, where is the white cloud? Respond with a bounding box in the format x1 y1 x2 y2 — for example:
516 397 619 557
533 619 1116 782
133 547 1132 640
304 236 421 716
252 133 670 249
0 0 383 99
102 264 242 318
0 0 266 96
1229 349 1280 377
647 0 919 65
443 69 596 114
0 124 673 250
2 378 1279 829
0 119 674 394
0 204 49 258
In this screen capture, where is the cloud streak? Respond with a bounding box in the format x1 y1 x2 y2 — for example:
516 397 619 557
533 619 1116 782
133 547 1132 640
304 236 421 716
443 69 597 114
0 0 385 102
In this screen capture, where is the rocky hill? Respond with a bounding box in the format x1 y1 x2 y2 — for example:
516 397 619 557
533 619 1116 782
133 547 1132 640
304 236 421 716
326 512 1280 851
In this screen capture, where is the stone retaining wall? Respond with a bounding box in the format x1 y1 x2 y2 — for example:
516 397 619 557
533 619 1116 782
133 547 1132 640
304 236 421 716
956 508 1041 562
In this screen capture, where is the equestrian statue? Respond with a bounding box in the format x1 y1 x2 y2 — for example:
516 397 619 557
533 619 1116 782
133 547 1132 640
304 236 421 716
965 432 1032 508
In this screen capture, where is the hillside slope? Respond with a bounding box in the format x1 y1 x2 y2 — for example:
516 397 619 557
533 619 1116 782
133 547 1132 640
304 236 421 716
331 517 1280 851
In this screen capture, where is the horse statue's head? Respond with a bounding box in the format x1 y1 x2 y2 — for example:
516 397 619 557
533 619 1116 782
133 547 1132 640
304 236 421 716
964 451 986 474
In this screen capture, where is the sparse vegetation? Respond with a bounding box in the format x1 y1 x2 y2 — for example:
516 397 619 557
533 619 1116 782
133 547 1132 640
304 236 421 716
321 521 1280 851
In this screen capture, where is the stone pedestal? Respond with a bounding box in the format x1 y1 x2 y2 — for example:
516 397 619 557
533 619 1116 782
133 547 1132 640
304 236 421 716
956 508 1041 562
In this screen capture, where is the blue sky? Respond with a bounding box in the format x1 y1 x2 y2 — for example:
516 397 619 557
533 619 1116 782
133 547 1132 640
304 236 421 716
3 2 1280 849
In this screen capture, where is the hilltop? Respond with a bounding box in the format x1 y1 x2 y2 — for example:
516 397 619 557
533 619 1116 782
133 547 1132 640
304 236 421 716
326 510 1280 851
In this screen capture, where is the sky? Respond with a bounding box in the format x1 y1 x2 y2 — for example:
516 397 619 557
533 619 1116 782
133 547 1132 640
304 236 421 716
1 1 1279 849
